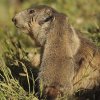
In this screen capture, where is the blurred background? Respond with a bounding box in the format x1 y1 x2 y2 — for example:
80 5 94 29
0 0 100 99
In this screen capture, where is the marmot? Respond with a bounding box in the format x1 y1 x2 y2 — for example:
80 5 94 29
12 5 100 99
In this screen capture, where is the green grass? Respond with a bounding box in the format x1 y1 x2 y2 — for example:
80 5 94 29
0 36 39 99
0 0 100 100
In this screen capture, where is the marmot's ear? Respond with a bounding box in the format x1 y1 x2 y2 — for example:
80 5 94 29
65 15 69 22
39 9 54 25
45 8 54 16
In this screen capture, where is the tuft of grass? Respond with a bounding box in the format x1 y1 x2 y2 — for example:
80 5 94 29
0 36 39 100
0 63 38 100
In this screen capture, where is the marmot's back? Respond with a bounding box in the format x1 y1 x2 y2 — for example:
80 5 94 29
74 35 100 90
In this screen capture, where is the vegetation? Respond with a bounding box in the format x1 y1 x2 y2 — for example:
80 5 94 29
0 0 100 100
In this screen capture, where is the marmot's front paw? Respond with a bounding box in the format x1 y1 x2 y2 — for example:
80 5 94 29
28 49 40 67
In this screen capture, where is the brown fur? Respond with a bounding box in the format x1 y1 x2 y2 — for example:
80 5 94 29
12 5 100 99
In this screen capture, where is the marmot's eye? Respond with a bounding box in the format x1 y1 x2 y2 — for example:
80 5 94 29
29 9 35 14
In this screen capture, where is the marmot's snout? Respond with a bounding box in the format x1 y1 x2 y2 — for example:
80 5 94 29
12 11 31 33
12 17 17 25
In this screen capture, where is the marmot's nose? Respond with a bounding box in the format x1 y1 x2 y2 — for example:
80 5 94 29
12 17 17 25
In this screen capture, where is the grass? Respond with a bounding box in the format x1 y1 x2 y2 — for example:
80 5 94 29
0 36 39 100
0 0 100 100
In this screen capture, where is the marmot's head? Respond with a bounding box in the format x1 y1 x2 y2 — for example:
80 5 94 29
12 5 73 46
12 5 79 55
12 5 68 46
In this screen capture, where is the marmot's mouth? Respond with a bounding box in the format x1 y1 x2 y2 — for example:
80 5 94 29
15 25 24 29
15 25 28 31
15 25 20 28
15 24 31 34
